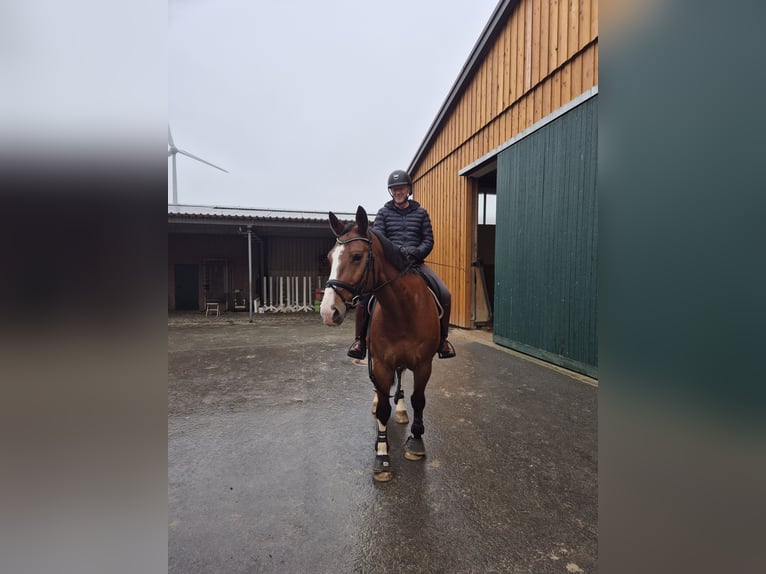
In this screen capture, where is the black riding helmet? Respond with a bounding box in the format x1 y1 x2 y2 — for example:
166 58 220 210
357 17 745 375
387 169 412 198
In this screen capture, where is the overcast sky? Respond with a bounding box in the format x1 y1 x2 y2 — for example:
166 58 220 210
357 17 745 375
169 0 499 213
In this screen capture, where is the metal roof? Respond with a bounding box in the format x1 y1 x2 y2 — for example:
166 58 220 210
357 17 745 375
168 203 359 222
168 203 369 238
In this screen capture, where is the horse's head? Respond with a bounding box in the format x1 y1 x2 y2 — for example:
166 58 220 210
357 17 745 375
320 205 372 326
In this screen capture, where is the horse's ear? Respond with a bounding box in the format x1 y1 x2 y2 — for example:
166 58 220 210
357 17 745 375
356 205 368 235
328 211 344 237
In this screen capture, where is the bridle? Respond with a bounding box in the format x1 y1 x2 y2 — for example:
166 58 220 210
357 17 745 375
325 235 374 308
325 232 411 308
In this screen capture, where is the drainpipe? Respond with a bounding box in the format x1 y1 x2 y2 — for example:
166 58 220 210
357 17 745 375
247 225 253 323
259 241 265 302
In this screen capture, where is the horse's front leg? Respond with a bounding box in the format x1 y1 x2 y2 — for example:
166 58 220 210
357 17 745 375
372 368 407 424
372 365 394 482
394 368 409 424
404 362 432 461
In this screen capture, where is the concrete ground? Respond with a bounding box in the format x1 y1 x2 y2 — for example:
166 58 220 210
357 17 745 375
169 311 597 574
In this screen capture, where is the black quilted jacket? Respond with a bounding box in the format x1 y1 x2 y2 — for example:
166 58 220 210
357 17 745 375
372 199 434 262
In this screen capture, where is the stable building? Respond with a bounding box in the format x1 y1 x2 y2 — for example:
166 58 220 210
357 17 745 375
168 205 358 314
409 0 598 376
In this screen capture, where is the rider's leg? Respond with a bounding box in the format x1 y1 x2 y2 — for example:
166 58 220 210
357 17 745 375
437 297 456 359
420 265 456 359
347 301 370 359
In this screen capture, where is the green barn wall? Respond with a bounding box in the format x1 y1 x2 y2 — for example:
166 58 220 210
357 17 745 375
494 95 598 377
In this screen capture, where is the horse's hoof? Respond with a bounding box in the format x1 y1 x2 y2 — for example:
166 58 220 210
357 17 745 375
404 436 426 460
395 411 409 424
373 454 393 481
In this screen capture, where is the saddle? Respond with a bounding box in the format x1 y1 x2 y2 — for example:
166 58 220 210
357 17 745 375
408 266 442 316
412 266 438 299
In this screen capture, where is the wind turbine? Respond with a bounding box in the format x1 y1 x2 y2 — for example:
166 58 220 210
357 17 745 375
168 125 228 204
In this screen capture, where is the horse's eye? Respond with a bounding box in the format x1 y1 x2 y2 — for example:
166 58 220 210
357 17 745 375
352 253 363 263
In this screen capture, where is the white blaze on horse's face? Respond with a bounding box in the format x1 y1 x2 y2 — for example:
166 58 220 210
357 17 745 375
320 242 346 326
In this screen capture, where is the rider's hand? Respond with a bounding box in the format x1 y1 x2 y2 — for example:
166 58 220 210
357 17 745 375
400 246 417 260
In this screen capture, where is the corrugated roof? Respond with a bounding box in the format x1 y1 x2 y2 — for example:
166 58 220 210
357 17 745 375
168 203 361 222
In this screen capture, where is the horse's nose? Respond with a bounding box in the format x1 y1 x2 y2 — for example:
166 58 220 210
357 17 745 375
320 295 345 326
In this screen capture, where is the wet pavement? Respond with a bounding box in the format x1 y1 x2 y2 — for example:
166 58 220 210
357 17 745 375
169 312 597 573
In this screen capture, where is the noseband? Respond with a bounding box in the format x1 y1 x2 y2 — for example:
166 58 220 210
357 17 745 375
325 235 375 308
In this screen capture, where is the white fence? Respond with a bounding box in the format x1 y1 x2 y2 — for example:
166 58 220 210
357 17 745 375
259 276 328 313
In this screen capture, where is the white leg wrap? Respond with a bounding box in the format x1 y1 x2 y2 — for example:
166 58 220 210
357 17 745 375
376 420 388 456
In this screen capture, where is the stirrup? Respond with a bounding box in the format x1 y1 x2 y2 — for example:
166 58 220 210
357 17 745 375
347 339 366 359
437 339 456 359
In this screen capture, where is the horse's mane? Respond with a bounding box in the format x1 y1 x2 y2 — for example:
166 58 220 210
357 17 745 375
340 221 409 271
370 228 410 271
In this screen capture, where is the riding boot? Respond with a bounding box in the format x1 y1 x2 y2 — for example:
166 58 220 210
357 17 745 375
437 302 456 359
347 304 369 359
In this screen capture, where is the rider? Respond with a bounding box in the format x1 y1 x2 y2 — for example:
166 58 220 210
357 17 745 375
347 169 457 360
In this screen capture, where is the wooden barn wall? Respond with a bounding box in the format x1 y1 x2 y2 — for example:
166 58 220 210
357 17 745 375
266 236 335 277
411 0 598 329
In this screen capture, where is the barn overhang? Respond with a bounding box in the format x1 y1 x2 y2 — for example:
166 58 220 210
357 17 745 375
168 204 362 239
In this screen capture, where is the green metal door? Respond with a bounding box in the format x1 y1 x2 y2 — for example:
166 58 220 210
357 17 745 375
494 95 598 377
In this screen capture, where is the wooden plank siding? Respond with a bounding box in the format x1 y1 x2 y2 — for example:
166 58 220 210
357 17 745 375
410 0 598 329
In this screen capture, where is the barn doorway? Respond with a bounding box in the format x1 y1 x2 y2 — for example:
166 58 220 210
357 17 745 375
174 264 199 310
473 170 497 328
203 259 229 307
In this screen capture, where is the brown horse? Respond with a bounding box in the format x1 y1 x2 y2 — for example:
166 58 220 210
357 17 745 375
320 205 441 482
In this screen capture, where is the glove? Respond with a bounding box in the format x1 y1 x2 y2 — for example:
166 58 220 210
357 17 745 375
399 246 417 260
